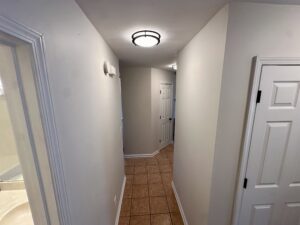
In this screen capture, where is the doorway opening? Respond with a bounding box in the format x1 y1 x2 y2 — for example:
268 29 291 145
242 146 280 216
0 44 34 225
0 16 70 225
0 36 54 225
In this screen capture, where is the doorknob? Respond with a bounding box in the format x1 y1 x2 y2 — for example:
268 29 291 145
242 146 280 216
169 118 172 121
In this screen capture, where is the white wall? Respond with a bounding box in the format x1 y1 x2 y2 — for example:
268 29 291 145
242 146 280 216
173 6 228 225
0 1 124 225
151 68 176 150
209 3 300 225
120 67 153 155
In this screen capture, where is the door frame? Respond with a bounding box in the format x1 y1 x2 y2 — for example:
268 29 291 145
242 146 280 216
0 16 71 225
232 56 300 225
159 82 174 149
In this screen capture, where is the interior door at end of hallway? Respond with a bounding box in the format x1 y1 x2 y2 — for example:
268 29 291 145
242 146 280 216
159 84 173 149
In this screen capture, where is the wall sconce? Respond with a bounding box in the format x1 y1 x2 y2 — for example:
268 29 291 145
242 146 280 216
168 63 177 71
103 61 117 77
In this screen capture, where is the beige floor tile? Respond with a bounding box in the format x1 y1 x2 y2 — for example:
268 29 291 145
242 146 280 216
159 165 172 173
155 154 168 160
135 166 147 174
126 175 133 184
131 198 150 216
134 159 147 166
161 173 172 185
163 182 173 196
125 159 135 166
149 183 165 197
133 174 148 185
124 183 132 198
157 158 170 165
120 198 131 217
167 194 179 212
151 214 172 225
119 216 130 225
130 215 150 225
125 166 134 175
148 174 162 184
170 213 184 225
167 156 173 162
150 197 169 214
147 166 160 174
132 185 149 198
146 158 158 165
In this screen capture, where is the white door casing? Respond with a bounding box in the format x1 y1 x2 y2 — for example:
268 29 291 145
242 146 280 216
160 84 173 148
0 16 71 225
234 57 300 225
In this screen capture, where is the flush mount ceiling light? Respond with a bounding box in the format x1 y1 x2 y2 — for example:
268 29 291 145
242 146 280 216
132 30 161 48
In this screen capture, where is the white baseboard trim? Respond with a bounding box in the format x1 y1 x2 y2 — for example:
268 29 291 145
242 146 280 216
115 176 126 225
124 149 160 158
172 181 189 225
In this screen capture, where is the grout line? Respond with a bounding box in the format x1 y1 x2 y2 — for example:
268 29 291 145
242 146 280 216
122 145 177 225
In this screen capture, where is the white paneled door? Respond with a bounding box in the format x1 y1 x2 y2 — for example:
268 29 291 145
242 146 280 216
160 84 173 148
239 65 300 225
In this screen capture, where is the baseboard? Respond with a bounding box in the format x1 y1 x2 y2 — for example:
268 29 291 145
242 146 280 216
172 181 189 225
115 176 126 225
124 149 160 158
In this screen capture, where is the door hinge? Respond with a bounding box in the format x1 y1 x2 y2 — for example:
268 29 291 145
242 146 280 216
160 90 162 94
160 116 161 119
243 178 248 189
256 90 262 103
159 139 161 143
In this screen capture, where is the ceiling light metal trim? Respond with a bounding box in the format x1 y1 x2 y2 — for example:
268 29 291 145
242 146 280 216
132 30 161 47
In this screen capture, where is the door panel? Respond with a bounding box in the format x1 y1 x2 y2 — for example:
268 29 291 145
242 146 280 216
239 65 300 225
250 205 273 225
281 203 300 225
257 121 291 186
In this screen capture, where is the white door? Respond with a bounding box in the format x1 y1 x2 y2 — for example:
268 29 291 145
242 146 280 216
239 65 300 225
160 84 173 148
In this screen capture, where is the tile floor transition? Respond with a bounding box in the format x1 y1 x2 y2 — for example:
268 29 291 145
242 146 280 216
120 144 184 225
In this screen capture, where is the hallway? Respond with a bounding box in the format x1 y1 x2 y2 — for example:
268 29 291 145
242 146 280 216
120 145 184 225
1 1 300 225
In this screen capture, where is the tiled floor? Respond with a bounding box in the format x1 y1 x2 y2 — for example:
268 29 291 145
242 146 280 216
120 144 184 225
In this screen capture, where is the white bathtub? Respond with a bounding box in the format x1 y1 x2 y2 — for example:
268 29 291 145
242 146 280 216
0 202 33 225
0 190 34 225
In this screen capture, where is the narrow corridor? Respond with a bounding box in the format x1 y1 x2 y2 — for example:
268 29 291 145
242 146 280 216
119 145 184 225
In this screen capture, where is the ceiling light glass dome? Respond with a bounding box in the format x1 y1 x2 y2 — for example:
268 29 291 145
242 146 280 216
132 30 161 48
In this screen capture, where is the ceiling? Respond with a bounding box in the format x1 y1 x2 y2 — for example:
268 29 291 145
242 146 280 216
76 0 227 68
76 0 300 68
236 0 300 4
